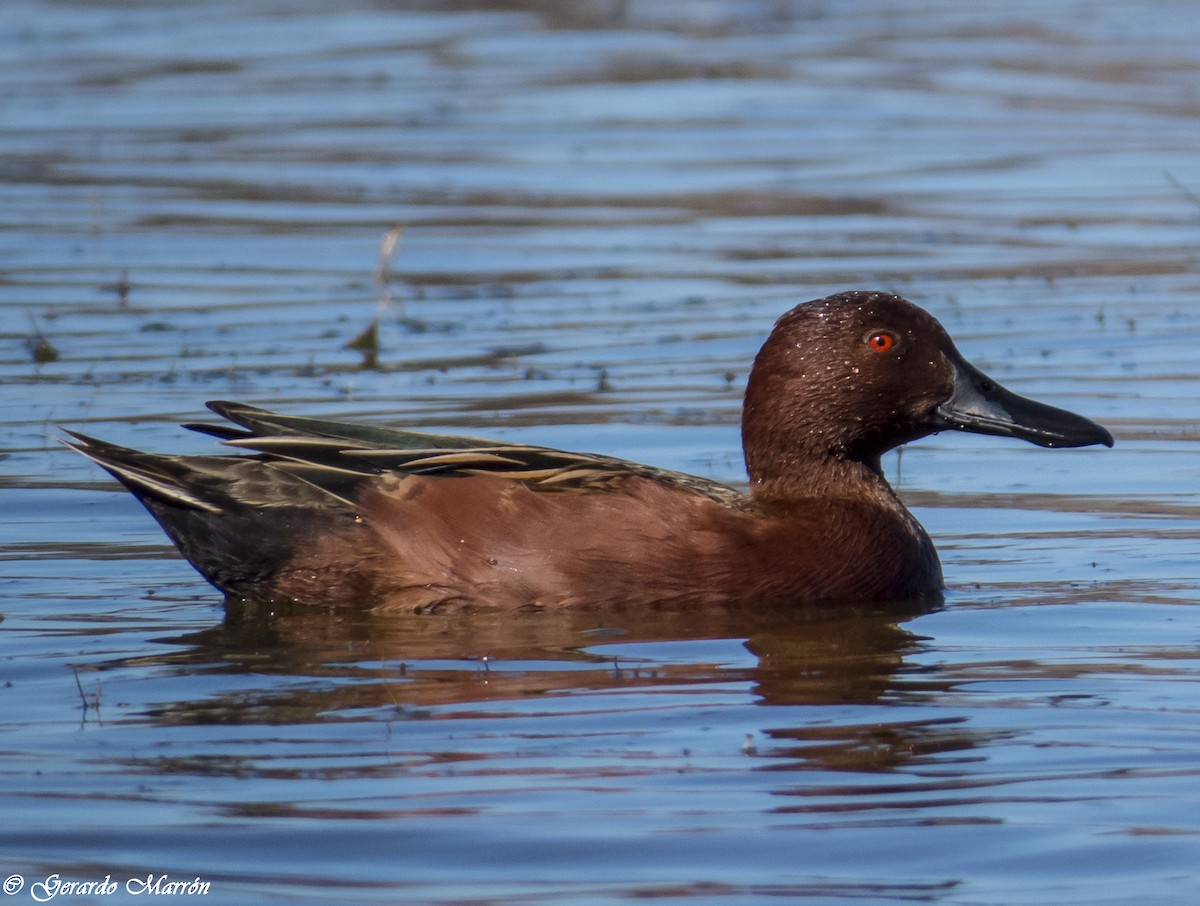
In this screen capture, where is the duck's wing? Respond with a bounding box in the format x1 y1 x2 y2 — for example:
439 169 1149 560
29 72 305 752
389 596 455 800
186 400 496 450
184 401 745 504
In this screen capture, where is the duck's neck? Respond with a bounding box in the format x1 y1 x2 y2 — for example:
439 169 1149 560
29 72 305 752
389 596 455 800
747 452 898 507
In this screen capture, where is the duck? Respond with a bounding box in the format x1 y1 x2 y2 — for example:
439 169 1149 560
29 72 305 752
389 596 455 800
65 291 1113 612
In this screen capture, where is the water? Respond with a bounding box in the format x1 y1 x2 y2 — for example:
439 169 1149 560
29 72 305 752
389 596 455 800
3 0 1200 903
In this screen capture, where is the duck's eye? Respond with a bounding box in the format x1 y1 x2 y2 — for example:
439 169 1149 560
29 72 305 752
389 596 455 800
866 330 898 353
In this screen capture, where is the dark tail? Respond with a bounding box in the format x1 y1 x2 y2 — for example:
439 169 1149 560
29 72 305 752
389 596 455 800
62 431 359 599
63 431 227 514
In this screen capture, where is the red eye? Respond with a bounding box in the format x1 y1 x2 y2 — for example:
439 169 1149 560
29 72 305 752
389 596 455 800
867 330 897 353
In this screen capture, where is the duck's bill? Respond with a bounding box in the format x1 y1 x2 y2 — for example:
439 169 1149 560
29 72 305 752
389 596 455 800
930 357 1114 449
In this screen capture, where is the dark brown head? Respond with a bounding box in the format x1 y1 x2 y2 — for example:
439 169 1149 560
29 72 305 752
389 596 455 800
742 291 1113 494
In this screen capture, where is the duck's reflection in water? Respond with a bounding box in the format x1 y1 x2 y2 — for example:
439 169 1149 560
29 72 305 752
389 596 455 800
128 594 947 723
101 592 1002 789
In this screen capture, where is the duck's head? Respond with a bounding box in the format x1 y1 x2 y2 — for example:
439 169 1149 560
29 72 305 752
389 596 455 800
742 291 1113 489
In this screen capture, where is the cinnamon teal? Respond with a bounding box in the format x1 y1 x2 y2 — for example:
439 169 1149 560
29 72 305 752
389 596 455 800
65 291 1113 612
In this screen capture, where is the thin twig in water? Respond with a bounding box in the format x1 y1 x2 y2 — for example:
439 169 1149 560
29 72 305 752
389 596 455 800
375 225 405 286
71 665 102 722
1165 171 1200 208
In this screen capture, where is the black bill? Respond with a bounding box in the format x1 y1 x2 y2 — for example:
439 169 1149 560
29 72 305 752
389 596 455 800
930 355 1114 449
